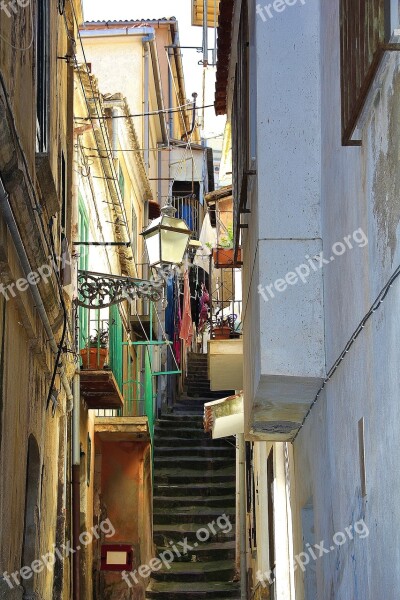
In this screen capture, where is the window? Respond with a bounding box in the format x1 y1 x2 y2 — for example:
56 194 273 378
340 0 400 145
267 448 275 574
232 0 250 249
131 206 138 262
87 434 91 486
78 195 89 350
118 167 125 201
36 0 49 152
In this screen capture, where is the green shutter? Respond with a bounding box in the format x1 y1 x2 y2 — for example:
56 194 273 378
78 195 89 350
109 305 123 393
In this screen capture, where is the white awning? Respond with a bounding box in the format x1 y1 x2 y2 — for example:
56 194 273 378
204 393 244 439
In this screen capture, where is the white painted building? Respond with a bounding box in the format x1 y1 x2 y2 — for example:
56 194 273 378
215 0 400 598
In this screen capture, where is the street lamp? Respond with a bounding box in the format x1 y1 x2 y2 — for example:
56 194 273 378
141 199 192 267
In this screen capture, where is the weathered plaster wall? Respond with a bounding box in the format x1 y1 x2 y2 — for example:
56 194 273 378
291 1 400 599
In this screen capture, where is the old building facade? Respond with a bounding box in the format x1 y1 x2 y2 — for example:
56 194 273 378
214 0 400 599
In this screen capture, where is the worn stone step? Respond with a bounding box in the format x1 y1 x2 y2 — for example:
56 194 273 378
156 418 204 430
153 508 236 525
156 541 236 563
153 523 235 547
154 495 236 510
154 446 235 458
151 560 236 583
158 414 205 423
154 427 210 439
154 482 236 497
154 471 235 486
154 456 233 471
146 580 240 599
152 437 233 449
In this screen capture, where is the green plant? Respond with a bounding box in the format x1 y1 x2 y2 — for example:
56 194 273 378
89 328 109 348
219 224 234 249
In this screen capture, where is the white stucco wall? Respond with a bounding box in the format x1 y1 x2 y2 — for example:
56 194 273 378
243 0 325 440
239 0 400 597
290 1 400 599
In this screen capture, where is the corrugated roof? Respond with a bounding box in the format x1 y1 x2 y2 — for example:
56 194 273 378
82 18 177 27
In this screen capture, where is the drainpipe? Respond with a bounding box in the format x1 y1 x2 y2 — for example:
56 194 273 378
143 39 150 172
72 372 81 600
0 177 74 409
203 0 208 66
168 47 174 139
71 134 81 600
238 433 247 599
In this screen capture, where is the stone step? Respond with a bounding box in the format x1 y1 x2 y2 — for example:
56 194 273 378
154 471 235 486
154 482 236 497
151 560 236 583
156 418 204 429
156 540 236 563
152 437 232 449
146 580 240 599
154 495 236 510
153 508 236 525
154 457 233 471
158 414 205 423
153 523 235 547
154 446 235 458
154 427 210 439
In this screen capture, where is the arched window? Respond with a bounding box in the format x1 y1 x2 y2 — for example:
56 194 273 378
22 434 41 599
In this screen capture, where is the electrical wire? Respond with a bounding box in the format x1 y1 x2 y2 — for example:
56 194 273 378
74 103 214 121
66 1 138 275
0 2 34 51
292 263 400 442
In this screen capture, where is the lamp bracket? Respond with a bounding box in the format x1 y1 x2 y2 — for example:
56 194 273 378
77 270 162 309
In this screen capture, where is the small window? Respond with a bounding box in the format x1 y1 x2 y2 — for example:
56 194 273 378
36 0 50 152
118 167 125 201
131 206 138 261
87 434 91 486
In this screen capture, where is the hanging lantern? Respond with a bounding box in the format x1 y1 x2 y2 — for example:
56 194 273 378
141 199 192 267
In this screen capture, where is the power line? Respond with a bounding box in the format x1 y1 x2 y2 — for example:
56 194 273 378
292 263 400 442
74 103 215 121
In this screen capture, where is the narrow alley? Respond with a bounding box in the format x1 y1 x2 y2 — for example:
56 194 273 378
0 0 400 599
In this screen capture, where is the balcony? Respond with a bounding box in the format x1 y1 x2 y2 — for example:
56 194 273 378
79 307 124 411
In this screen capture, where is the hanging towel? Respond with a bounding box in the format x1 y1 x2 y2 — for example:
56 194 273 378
179 270 193 348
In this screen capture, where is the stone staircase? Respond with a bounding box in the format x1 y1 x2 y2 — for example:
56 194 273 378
146 354 239 600
184 352 232 400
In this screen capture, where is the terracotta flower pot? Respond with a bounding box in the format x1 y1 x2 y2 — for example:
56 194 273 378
212 247 242 268
80 347 107 370
212 326 231 340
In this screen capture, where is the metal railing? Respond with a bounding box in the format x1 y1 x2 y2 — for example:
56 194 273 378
172 195 205 240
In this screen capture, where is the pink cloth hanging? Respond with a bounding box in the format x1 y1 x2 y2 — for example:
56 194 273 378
179 270 193 348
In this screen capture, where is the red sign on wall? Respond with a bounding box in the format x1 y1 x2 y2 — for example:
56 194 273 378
101 545 134 572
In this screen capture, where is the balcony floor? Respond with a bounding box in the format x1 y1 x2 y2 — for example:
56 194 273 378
80 370 124 410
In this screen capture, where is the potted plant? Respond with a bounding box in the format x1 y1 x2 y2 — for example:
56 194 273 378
212 225 242 268
80 328 109 370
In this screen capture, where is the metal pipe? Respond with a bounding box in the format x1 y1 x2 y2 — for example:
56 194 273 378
203 0 208 66
72 374 81 600
238 433 247 599
143 39 150 171
0 177 74 409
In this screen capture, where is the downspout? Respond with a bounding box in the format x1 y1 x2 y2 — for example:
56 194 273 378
71 134 81 600
72 372 81 600
0 177 74 409
238 433 247 600
203 0 209 66
143 39 150 171
168 47 174 139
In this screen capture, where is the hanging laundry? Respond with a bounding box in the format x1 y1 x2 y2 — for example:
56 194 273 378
179 269 193 348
